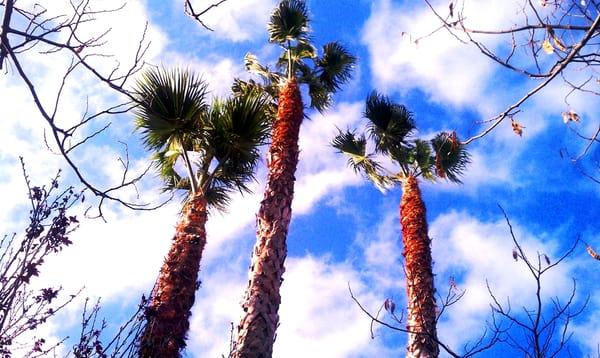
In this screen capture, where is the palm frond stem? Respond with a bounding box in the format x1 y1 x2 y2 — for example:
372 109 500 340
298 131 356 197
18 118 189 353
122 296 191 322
287 40 293 79
180 147 198 194
202 153 227 195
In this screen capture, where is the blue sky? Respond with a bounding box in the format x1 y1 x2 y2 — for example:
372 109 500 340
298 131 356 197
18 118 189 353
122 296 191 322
1 0 599 357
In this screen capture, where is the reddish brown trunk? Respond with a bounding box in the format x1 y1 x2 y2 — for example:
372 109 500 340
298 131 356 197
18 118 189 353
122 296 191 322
233 78 303 357
400 176 439 358
139 194 208 358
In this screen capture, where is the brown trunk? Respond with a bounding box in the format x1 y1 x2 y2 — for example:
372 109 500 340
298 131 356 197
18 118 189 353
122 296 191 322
400 176 439 358
139 194 208 358
233 78 303 358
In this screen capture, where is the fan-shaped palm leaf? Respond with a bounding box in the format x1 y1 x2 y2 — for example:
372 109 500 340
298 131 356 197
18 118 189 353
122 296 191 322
411 139 435 181
332 130 389 188
431 131 470 183
133 68 208 151
268 0 309 44
307 81 332 113
195 90 271 208
315 42 356 92
244 53 284 86
231 79 278 121
364 91 416 154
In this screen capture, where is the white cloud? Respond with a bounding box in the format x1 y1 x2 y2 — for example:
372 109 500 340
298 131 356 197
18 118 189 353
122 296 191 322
354 210 405 292
35 202 179 299
184 0 276 42
361 0 513 108
0 0 170 197
274 256 392 357
572 296 600 356
187 254 396 357
294 102 366 214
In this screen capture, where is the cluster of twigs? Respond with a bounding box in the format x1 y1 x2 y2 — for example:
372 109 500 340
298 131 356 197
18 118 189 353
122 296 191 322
71 296 148 358
0 159 150 357
485 206 588 357
0 159 82 356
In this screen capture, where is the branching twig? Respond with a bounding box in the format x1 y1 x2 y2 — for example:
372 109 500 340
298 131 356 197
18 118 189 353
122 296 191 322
184 0 229 31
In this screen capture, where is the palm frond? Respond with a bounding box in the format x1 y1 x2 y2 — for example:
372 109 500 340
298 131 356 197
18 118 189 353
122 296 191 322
203 186 232 212
431 131 471 183
164 176 192 193
133 67 208 151
202 91 272 209
244 53 284 86
268 0 309 44
152 149 193 193
276 42 317 70
387 145 412 174
411 139 435 181
364 91 415 154
308 81 332 113
315 42 356 92
232 78 279 107
331 130 390 189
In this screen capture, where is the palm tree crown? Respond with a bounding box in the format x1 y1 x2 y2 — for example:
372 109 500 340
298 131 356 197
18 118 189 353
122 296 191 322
240 0 356 112
333 91 470 186
134 67 271 209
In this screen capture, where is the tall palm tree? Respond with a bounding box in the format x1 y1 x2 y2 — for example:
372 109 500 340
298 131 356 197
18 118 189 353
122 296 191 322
132 68 271 357
233 1 355 356
332 92 470 358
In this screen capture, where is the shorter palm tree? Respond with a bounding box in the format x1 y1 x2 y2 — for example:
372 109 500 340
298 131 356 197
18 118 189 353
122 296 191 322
133 68 271 357
332 91 470 358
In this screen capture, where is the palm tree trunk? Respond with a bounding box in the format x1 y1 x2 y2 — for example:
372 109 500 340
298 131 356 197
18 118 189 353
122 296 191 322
139 194 208 358
233 78 303 357
400 176 439 358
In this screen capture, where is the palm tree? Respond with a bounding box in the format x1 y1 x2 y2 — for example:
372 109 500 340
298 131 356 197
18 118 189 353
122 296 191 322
132 68 271 357
233 1 355 356
332 92 470 358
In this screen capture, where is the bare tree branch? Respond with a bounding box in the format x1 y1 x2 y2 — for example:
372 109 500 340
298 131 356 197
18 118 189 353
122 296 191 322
184 0 229 31
418 0 600 177
1 1 171 219
488 205 589 357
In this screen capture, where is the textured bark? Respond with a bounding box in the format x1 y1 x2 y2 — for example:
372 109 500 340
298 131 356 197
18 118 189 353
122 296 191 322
400 176 439 358
139 194 208 358
233 78 303 358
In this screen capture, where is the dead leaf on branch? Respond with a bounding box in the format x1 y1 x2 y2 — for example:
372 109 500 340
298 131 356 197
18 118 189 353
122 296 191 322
562 110 581 124
542 39 554 54
511 118 525 137
586 245 600 261
546 27 567 52
544 254 551 265
384 298 396 314
449 276 458 291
